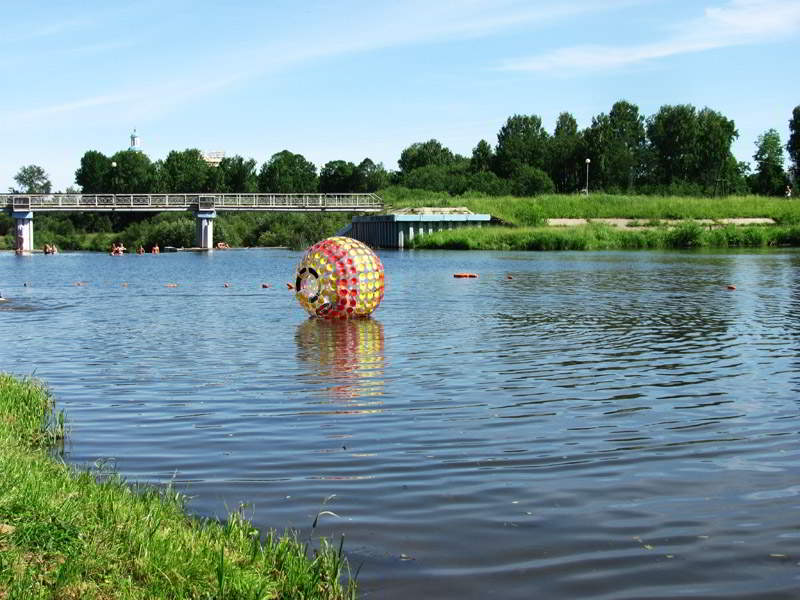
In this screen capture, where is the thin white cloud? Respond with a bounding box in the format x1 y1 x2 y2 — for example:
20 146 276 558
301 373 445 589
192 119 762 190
0 0 646 126
500 0 800 73
0 17 90 44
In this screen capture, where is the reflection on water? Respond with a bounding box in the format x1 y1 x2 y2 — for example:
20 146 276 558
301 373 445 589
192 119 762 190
295 318 385 401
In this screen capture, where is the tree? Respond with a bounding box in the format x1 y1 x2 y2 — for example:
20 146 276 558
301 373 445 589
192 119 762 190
494 114 550 178
398 139 454 174
149 160 169 193
319 160 357 193
694 108 738 191
583 113 612 190
753 129 786 196
257 150 318 193
788 105 800 179
12 165 52 194
162 149 212 192
108 150 153 193
469 140 494 173
606 100 646 191
75 151 112 193
351 158 388 192
218 156 258 193
548 112 583 192
646 104 699 185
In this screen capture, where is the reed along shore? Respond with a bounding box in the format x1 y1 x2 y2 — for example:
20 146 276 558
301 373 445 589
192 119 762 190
0 373 357 599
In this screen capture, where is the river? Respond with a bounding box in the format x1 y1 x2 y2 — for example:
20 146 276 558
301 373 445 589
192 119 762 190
2 247 799 599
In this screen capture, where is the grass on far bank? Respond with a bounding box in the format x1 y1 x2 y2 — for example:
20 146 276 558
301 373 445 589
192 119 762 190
408 222 800 251
0 373 357 599
381 186 800 227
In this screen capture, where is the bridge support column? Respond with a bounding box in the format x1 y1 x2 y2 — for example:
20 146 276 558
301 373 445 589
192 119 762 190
12 211 33 254
195 210 216 249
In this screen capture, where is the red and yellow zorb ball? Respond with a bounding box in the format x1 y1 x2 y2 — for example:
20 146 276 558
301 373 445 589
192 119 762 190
295 237 385 319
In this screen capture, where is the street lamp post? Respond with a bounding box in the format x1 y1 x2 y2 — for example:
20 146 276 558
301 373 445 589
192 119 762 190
110 161 117 194
584 158 591 195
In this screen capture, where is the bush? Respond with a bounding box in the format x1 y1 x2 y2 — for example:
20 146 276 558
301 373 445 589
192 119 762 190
511 166 555 196
665 221 704 248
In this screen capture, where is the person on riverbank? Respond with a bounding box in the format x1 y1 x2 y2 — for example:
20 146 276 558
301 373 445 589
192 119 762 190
786 184 793 198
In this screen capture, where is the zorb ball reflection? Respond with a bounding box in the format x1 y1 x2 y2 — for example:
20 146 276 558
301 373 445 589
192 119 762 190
295 237 385 319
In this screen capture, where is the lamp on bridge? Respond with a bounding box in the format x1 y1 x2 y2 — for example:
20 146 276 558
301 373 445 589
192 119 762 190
110 161 117 194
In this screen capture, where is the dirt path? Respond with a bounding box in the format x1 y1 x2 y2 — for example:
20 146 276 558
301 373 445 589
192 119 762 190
547 218 776 228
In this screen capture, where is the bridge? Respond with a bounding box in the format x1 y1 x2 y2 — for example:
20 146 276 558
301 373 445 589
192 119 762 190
1 192 383 253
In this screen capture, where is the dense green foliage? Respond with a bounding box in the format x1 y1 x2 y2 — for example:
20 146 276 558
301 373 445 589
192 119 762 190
8 101 795 201
258 150 319 193
0 373 358 599
752 129 789 196
390 101 794 198
788 105 800 181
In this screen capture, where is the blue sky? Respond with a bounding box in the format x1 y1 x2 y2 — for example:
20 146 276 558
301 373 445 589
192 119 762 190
1 0 798 191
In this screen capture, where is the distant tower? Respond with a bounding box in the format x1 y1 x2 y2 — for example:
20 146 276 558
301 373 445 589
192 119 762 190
129 129 142 152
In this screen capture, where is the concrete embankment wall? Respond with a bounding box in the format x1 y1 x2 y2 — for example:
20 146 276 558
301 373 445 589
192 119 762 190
346 214 491 249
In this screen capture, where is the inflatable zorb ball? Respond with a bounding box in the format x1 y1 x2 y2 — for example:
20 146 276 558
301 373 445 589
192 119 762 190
295 237 385 319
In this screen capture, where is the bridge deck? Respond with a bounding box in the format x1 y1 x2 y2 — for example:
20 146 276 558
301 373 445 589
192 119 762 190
2 193 383 213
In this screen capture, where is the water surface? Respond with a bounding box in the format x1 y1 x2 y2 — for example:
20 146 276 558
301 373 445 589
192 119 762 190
2 248 799 599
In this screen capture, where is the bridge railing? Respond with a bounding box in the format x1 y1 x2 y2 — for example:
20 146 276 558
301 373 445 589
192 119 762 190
1 193 383 212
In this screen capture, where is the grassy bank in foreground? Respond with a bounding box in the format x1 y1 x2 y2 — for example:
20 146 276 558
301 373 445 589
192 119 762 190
0 373 357 599
408 222 800 251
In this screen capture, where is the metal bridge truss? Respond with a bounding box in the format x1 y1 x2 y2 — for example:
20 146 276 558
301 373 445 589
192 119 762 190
1 193 383 213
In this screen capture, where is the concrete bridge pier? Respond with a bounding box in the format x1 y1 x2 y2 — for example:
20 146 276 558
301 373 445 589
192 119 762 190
13 211 33 254
350 213 491 249
195 210 216 249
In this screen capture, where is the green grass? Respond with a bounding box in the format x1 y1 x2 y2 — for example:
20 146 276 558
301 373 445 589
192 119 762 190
0 373 358 599
408 222 800 251
381 187 800 227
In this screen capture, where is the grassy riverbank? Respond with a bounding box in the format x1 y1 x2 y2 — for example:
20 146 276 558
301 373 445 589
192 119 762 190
409 222 800 251
3 188 799 252
0 373 357 599
381 187 800 227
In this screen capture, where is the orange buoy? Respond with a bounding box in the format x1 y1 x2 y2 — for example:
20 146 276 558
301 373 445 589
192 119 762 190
165 283 178 288
453 273 478 278
223 282 231 288
506 275 513 280
726 284 736 290
261 283 270 288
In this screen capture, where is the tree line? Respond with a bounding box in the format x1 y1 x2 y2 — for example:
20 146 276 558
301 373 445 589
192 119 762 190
8 100 800 198
394 101 799 197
